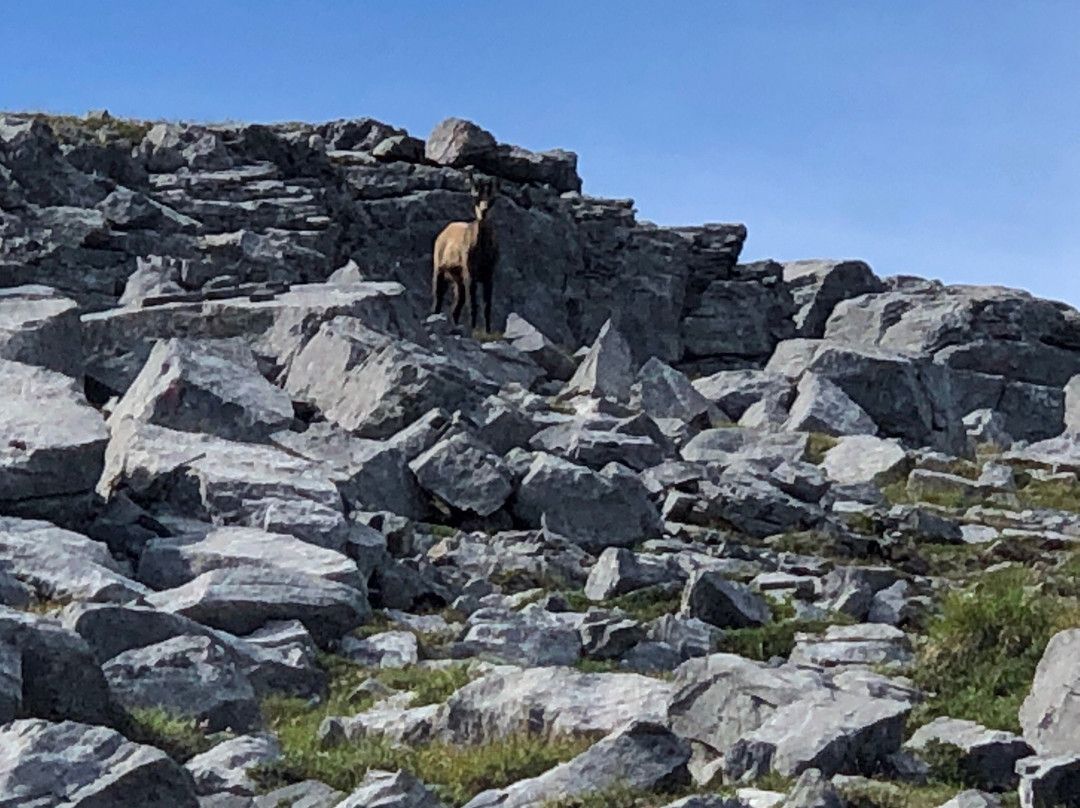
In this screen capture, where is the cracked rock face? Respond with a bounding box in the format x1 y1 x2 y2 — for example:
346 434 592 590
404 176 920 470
5 110 1080 808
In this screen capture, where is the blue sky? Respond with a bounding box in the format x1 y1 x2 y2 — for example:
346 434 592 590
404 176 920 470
4 1 1078 303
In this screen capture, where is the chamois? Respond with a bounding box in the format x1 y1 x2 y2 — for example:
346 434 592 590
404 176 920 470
431 172 499 332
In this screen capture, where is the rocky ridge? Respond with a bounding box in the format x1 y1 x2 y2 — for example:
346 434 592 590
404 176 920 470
3 111 1080 807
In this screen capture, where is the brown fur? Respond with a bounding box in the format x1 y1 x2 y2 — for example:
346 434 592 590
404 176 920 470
431 173 499 331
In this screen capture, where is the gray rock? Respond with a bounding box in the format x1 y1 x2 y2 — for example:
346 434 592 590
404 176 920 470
579 614 646 660
0 516 149 604
0 359 109 510
781 767 845 808
648 614 724 660
692 369 794 421
789 624 912 669
253 780 344 808
632 357 715 423
437 665 673 743
783 259 884 338
186 733 282 796
964 409 1013 450
454 605 581 666
108 338 294 442
819 435 911 485
723 688 911 779
0 640 21 722
585 547 682 601
680 570 771 629
504 313 576 381
466 722 689 808
906 717 1032 792
0 718 200 808
409 431 512 517
0 605 123 727
1017 754 1080 808
146 567 371 646
103 634 262 733
680 272 795 363
340 631 419 669
784 372 878 437
138 526 363 591
0 285 83 377
936 792 1001 808
339 769 446 808
564 319 635 401
320 702 441 748
59 601 210 663
513 453 662 550
425 118 499 170
1020 628 1080 756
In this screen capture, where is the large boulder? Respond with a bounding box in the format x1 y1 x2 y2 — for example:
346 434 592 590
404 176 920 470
680 570 771 629
782 259 884 338
0 718 200 808
783 372 878 437
185 733 282 796
437 666 673 744
108 338 294 442
564 319 635 402
512 453 662 550
1020 628 1080 756
906 717 1032 792
146 567 371 646
408 431 513 517
0 285 84 377
103 634 262 733
338 769 447 808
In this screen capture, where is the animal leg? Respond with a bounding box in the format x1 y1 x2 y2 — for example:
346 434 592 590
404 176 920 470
483 277 494 333
470 279 479 330
432 273 448 315
450 278 465 323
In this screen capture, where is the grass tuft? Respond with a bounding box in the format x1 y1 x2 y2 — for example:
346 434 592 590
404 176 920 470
124 707 215 763
805 432 839 465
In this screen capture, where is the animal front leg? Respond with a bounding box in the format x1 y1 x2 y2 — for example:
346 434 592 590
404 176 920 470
470 279 479 330
450 278 465 324
483 277 494 333
432 273 448 315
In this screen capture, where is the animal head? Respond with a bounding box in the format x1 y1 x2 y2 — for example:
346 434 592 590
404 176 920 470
467 172 499 221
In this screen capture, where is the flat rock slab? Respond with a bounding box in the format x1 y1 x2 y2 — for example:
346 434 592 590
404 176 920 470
789 624 913 669
0 718 199 807
409 431 512 517
0 359 109 506
138 525 363 591
1020 628 1080 756
185 733 282 796
0 285 83 377
146 567 371 646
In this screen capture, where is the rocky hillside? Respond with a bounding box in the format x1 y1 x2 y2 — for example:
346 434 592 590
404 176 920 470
2 111 1080 807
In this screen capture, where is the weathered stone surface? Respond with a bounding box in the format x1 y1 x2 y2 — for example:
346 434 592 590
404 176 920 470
454 605 581 666
340 631 419 669
464 721 689 808
146 567 371 646
437 666 672 743
254 780 344 808
789 624 912 669
585 547 681 601
1017 754 1080 808
781 767 845 808
0 285 83 376
0 359 109 510
138 526 362 591
186 733 282 796
339 768 447 808
0 516 149 603
784 372 878 437
632 357 715 423
513 453 662 550
936 792 1002 808
680 570 771 629
103 634 262 733
0 718 200 808
906 717 1032 792
783 259 884 338
0 640 21 723
692 369 793 421
504 312 576 381
109 338 294 441
564 319 635 401
1020 628 1080 756
409 431 512 516
819 435 911 485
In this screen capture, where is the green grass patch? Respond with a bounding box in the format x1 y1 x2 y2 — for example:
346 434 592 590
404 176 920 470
910 567 1080 733
1016 476 1080 512
838 779 1012 808
805 432 839 465
559 585 682 623
124 708 215 763
261 653 592 803
714 619 831 662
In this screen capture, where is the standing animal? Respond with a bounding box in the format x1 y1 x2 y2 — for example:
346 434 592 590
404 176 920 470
431 172 500 332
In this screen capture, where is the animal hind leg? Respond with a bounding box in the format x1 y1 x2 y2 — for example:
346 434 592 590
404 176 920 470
470 279 479 330
450 278 465 323
483 277 494 333
432 273 448 315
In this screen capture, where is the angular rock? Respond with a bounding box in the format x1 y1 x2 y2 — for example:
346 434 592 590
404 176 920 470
781 767 845 808
906 717 1032 792
454 606 581 667
425 118 498 170
138 526 362 591
409 431 512 517
1020 628 1080 756
1016 754 1080 808
0 285 83 377
513 453 662 550
103 634 262 733
186 733 282 796
108 338 294 442
680 570 771 629
784 372 878 437
339 769 446 808
964 409 1013 450
0 718 200 808
0 359 109 510
819 435 911 485
585 547 681 601
579 614 647 660
937 792 1002 808
340 631 419 669
632 357 715 423
789 624 912 669
437 666 673 743
783 259 884 338
564 319 635 401
0 640 20 723
146 567 371 646
254 780 344 808
504 313 576 381
692 369 793 422
464 721 689 808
